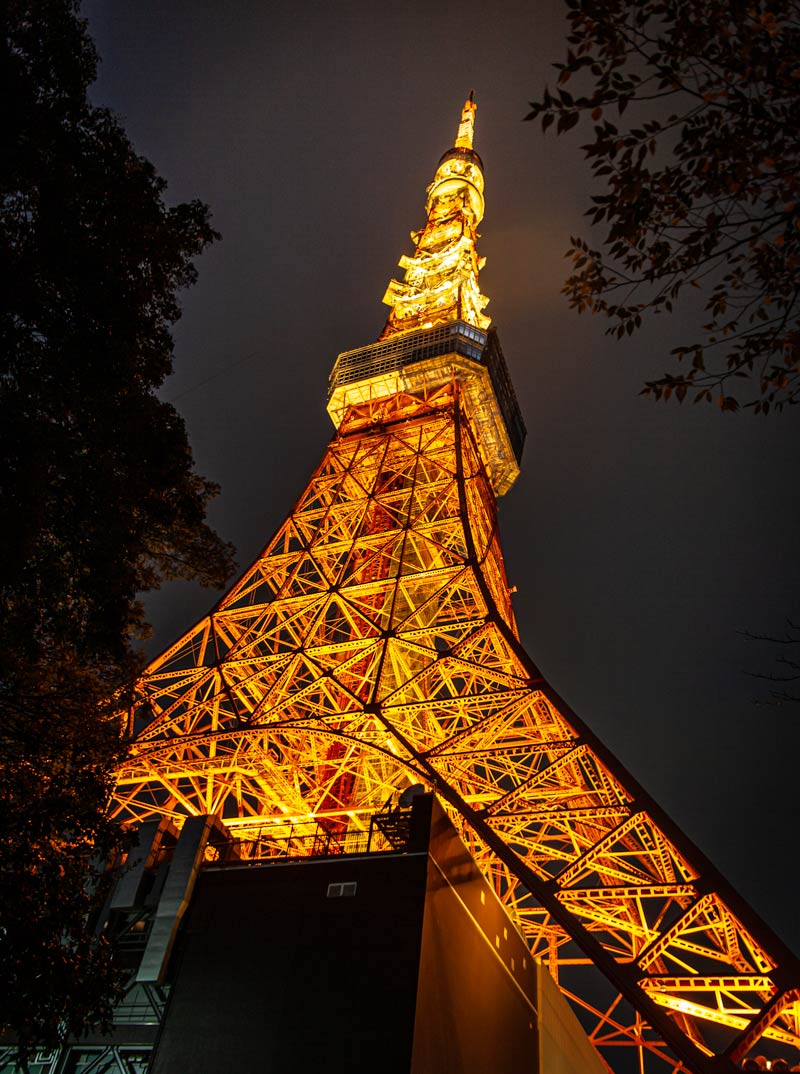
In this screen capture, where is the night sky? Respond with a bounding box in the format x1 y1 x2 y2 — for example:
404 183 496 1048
82 2 799 952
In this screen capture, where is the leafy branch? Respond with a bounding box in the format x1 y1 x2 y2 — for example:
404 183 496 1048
526 0 800 413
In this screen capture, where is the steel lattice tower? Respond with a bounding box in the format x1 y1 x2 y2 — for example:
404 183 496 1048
111 98 800 1074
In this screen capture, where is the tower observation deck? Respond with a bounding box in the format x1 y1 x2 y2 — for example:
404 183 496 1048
108 98 800 1074
328 94 524 495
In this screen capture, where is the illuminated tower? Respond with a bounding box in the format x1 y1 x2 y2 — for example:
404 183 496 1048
110 98 800 1074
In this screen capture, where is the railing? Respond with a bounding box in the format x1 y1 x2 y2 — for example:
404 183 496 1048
328 321 526 463
141 805 424 875
205 828 373 867
200 806 418 869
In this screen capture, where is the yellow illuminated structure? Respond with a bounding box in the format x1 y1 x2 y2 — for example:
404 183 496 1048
111 99 800 1074
380 93 489 340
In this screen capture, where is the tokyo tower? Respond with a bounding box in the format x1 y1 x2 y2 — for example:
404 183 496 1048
110 97 800 1074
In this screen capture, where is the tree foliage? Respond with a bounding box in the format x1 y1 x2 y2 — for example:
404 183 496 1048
0 0 236 1060
526 0 800 413
0 659 129 1064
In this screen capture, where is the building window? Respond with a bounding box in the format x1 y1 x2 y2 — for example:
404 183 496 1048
326 881 357 898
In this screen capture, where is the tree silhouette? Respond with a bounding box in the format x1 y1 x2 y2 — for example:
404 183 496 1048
0 1 236 1060
526 0 800 413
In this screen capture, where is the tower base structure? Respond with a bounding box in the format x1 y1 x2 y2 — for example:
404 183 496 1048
0 797 606 1074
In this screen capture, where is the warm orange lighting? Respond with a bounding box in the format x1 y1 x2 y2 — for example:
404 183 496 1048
111 100 800 1074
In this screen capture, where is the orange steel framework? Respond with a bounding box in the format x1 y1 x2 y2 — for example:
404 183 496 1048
111 98 800 1074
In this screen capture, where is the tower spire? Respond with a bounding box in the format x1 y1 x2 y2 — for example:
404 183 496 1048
454 90 477 149
379 95 489 340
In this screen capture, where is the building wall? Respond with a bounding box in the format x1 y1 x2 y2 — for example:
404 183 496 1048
150 853 428 1074
537 964 608 1074
410 801 540 1074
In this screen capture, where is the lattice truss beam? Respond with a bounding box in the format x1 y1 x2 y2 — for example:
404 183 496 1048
112 387 800 1074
